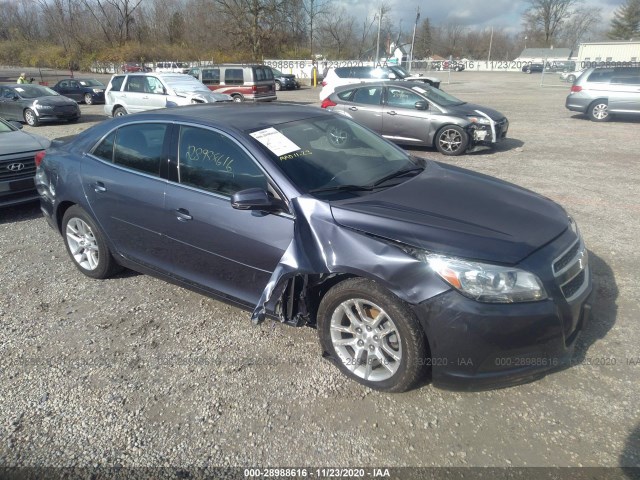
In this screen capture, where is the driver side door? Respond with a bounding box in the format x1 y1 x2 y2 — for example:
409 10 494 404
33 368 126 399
382 86 432 145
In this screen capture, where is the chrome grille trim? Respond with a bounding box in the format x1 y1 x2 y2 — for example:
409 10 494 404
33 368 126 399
552 236 589 301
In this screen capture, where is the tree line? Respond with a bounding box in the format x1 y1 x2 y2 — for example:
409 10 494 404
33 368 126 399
0 0 638 71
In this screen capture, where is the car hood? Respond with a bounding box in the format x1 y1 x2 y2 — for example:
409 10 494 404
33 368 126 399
33 95 77 106
445 103 505 121
279 74 296 79
175 90 233 103
330 161 568 264
0 130 50 154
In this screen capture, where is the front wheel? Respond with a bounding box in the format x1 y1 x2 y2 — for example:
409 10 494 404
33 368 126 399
588 100 610 122
326 123 351 148
317 278 427 392
435 125 469 156
84 93 93 105
24 108 39 127
275 81 282 91
567 74 576 83
62 205 121 279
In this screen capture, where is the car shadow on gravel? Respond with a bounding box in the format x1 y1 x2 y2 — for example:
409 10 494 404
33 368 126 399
621 423 640 476
569 114 640 124
0 201 42 225
407 137 524 157
571 250 618 364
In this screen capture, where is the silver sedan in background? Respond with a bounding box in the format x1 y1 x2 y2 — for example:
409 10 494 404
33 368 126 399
0 84 81 127
321 81 508 156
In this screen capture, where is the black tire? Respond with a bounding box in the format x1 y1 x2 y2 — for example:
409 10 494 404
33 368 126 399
62 205 121 279
435 125 469 156
317 278 427 393
588 100 610 122
24 108 39 127
275 81 282 91
113 106 127 117
326 123 352 148
524 68 532 74
84 93 93 105
232 94 244 103
567 74 576 83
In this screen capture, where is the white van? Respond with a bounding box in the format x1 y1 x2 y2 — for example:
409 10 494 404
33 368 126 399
155 62 190 74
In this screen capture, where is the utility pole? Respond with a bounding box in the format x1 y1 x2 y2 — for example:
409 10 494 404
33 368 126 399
409 7 420 71
487 26 494 66
375 4 382 65
310 0 314 58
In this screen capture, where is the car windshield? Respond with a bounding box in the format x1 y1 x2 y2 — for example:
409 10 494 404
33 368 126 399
410 85 465 106
248 116 423 197
0 118 16 133
389 66 410 78
78 79 104 87
14 85 59 98
271 68 283 76
162 74 209 93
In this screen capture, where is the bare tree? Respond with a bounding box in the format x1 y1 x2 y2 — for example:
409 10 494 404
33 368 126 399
79 0 145 46
523 0 581 46
558 6 601 49
317 7 355 58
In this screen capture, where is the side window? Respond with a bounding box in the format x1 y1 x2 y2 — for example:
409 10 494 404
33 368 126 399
92 131 116 161
70 81 80 89
125 76 145 92
337 89 355 101
110 76 125 91
59 81 69 88
386 87 423 109
225 69 244 85
202 69 220 85
178 126 267 196
587 69 613 83
146 76 165 94
113 123 168 176
189 68 200 78
353 86 382 105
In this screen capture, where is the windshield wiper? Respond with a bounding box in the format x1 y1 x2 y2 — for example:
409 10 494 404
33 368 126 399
308 184 375 194
370 167 424 187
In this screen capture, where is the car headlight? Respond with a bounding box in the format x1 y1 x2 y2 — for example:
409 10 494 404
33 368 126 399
92 88 104 93
410 250 547 303
568 216 579 236
467 115 491 125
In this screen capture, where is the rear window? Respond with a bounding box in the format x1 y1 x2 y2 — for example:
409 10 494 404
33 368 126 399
587 69 614 83
110 75 125 91
334 67 372 78
254 67 274 81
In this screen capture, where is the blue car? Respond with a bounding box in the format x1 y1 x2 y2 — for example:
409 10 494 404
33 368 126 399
36 104 592 392
51 78 106 105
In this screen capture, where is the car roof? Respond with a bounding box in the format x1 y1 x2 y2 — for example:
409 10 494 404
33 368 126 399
126 103 332 132
333 80 430 92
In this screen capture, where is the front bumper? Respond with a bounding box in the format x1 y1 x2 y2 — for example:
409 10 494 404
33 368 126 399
35 106 81 122
412 228 592 391
468 118 509 148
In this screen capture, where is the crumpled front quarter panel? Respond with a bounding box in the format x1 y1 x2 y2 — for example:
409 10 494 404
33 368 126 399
251 196 450 323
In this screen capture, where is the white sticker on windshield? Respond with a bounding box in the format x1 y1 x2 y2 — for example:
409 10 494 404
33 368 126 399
412 86 428 94
15 88 25 92
250 127 301 156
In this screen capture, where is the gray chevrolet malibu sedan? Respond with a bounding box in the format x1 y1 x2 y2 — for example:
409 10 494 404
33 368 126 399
36 104 590 392
321 81 508 156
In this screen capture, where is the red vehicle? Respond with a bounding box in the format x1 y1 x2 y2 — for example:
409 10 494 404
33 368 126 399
121 63 142 73
186 64 276 102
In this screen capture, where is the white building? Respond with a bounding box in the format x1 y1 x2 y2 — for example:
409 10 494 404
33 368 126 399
577 41 640 64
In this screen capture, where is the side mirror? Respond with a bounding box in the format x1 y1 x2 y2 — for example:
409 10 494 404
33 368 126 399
414 101 428 110
231 188 281 212
13 95 20 101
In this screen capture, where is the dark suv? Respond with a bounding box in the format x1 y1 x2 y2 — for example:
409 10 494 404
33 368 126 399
269 67 300 91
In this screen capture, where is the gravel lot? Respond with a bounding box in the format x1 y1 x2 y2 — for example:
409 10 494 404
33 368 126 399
1 70 639 473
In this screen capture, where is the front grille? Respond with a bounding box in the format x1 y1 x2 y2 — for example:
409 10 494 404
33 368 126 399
562 269 586 299
0 155 36 180
552 237 588 302
53 105 77 115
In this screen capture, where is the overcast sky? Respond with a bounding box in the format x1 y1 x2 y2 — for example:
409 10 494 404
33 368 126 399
340 0 625 35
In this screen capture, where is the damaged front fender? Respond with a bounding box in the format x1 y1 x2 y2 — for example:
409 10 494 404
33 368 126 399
252 196 450 324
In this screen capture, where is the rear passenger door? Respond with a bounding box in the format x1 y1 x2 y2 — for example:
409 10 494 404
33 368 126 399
339 86 384 133
122 75 166 112
608 68 640 113
163 125 294 306
82 122 172 269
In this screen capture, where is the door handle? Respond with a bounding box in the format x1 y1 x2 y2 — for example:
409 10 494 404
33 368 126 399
387 111 397 116
175 208 193 222
348 106 358 111
93 182 106 193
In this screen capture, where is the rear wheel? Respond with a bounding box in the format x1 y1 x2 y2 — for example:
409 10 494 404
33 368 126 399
232 94 244 102
435 125 469 156
275 81 282 91
24 108 39 127
567 74 576 83
588 100 610 122
318 278 427 392
62 206 121 279
84 93 93 105
113 106 127 117
326 123 351 148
